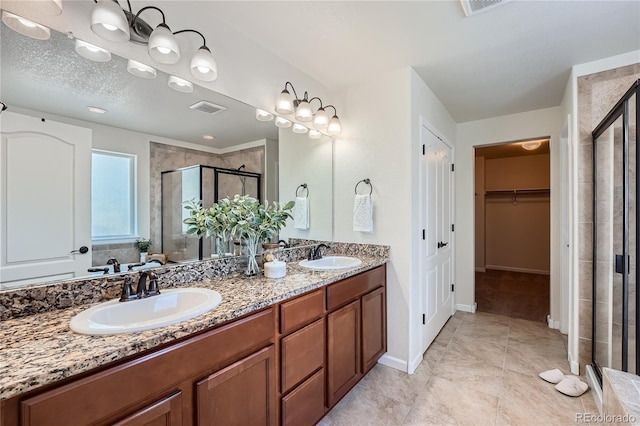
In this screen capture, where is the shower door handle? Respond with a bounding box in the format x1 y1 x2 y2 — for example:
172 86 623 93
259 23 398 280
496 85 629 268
615 254 629 274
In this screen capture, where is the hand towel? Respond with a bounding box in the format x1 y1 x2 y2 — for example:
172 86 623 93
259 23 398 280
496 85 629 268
294 196 309 230
353 194 373 234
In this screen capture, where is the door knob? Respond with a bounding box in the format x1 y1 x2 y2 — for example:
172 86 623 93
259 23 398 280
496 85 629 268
70 246 89 254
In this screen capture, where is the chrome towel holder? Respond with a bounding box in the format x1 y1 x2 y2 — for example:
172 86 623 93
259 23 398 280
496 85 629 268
296 183 309 197
355 178 372 195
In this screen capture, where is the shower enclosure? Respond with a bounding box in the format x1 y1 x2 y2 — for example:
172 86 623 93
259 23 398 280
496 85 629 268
591 79 639 383
161 165 261 263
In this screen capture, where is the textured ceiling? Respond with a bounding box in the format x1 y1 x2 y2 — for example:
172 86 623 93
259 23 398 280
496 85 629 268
0 25 278 149
206 0 640 122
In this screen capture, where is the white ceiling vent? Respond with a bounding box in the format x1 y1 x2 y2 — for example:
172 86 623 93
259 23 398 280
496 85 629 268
460 0 509 17
189 101 227 115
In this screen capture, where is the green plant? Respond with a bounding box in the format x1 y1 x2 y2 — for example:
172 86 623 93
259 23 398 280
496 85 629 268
135 237 152 252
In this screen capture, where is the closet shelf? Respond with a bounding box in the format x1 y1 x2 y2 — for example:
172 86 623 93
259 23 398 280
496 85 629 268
483 188 549 205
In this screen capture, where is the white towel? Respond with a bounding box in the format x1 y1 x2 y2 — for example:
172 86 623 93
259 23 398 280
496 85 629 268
294 196 309 230
353 194 373 234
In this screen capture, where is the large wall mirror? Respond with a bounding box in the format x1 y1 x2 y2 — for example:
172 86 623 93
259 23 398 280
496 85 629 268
0 23 333 289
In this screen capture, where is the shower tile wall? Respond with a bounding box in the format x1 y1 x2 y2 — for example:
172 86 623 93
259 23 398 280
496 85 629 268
149 142 265 257
577 64 640 370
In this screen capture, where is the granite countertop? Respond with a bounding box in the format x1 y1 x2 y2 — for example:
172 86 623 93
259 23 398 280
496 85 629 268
0 256 387 401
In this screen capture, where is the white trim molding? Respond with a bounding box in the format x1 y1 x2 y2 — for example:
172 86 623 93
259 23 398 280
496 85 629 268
378 354 408 373
485 265 550 276
547 315 561 330
456 302 477 313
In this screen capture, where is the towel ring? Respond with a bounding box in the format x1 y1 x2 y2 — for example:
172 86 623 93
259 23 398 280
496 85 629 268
296 183 309 197
354 178 372 195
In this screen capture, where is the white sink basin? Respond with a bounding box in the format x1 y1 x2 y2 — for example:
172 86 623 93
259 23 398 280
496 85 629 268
299 256 362 271
69 288 223 335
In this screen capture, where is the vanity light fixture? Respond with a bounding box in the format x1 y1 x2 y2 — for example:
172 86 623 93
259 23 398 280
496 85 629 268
86 106 108 114
127 59 156 79
89 1 218 81
255 109 274 122
167 75 193 93
275 117 292 128
39 0 64 15
308 129 322 140
0 101 7 114
75 39 112 62
1 11 51 40
292 123 309 134
275 82 342 135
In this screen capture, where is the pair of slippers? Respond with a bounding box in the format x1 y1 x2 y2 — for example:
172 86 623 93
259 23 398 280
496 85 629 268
539 369 589 397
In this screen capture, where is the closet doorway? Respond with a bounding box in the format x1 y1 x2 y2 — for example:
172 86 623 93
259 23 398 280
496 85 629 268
474 139 551 323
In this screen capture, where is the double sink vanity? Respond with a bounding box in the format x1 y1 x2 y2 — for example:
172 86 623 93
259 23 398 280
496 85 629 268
0 243 388 425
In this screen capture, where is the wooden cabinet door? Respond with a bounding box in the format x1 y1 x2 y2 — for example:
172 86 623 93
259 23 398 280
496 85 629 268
362 287 386 373
113 392 182 426
196 345 276 426
326 300 361 408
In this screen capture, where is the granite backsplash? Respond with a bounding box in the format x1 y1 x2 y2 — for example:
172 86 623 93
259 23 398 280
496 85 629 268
0 241 389 320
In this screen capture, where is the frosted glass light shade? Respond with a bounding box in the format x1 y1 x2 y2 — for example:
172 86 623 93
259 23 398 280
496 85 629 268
522 140 542 150
308 129 322 140
90 0 130 42
295 99 313 122
313 107 329 129
275 89 294 115
149 23 180 64
2 11 50 40
293 123 308 134
190 46 217 81
327 115 342 136
167 75 193 93
275 117 292 128
256 109 274 122
40 0 63 15
127 59 156 79
75 39 111 62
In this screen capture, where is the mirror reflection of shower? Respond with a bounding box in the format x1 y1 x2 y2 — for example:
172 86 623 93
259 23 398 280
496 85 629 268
237 164 247 195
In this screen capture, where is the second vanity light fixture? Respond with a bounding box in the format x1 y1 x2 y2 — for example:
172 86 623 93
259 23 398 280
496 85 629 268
256 81 342 140
89 0 218 82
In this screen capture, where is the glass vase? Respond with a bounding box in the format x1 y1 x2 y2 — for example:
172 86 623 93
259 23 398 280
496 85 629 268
215 236 230 258
244 236 261 276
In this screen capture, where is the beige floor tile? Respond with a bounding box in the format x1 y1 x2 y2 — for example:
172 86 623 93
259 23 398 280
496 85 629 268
403 375 499 425
456 320 510 345
433 357 504 397
462 312 511 326
359 363 431 406
496 369 586 426
504 345 570 378
318 384 412 426
422 340 449 372
442 335 507 369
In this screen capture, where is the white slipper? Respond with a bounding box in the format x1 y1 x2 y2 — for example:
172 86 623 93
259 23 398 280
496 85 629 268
555 377 589 397
539 368 565 384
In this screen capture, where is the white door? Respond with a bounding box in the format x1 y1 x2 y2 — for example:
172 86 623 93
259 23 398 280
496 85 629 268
420 125 454 352
0 111 92 288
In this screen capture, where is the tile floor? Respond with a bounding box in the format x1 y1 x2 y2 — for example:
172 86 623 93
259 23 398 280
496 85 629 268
319 311 599 425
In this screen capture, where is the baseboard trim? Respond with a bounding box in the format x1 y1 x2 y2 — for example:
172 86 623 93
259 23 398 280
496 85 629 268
407 353 424 374
546 315 560 330
568 351 580 375
378 354 407 373
475 267 486 272
586 365 603 414
485 265 550 275
456 302 477 313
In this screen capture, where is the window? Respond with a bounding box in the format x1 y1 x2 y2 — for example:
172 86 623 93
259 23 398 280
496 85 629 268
91 150 137 241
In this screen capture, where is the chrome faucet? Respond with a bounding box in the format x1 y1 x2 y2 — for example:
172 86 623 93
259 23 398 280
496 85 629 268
309 244 329 260
107 257 121 273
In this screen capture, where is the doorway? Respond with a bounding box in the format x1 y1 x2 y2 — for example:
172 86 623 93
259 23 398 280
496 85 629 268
474 139 551 323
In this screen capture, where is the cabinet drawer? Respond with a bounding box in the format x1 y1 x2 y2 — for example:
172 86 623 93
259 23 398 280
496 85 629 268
20 308 275 426
280 319 324 393
281 369 325 426
326 266 385 311
279 289 323 334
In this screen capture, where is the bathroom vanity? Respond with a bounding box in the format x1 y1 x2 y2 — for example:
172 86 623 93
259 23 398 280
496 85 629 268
0 254 387 426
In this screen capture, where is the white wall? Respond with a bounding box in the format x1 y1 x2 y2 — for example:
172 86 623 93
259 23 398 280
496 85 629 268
456 107 562 322
279 131 333 242
335 67 456 372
